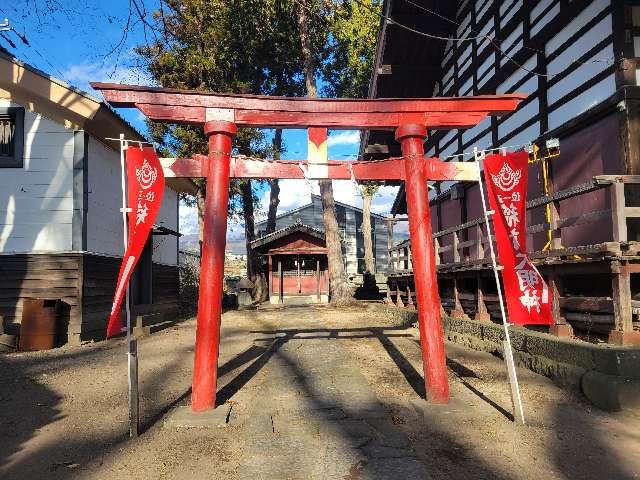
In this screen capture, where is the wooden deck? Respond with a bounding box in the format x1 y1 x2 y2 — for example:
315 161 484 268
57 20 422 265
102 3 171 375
387 175 640 344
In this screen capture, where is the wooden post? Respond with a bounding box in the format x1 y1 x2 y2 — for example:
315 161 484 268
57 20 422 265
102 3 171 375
475 224 485 260
397 123 449 404
434 238 441 266
407 285 415 309
452 231 461 263
278 259 283 303
384 287 393 305
611 182 627 242
396 284 404 308
609 261 640 345
549 201 562 250
191 120 236 412
548 271 573 338
386 218 395 272
268 255 273 298
474 274 490 322
316 258 321 301
451 277 466 318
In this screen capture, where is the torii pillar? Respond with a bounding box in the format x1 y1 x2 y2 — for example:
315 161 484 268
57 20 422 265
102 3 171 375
90 82 525 412
397 124 448 402
192 120 236 411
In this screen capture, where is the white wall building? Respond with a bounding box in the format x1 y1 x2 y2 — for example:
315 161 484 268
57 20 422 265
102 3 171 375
0 50 191 343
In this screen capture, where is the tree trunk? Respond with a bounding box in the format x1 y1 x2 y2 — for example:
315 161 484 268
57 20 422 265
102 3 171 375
362 192 375 274
266 129 282 234
240 180 256 280
196 186 206 256
240 180 267 301
296 4 353 304
295 6 317 97
320 180 353 303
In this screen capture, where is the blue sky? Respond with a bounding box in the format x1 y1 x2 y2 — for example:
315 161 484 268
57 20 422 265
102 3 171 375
2 1 403 251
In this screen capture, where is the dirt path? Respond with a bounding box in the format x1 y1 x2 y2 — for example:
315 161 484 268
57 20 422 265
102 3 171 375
1 304 638 479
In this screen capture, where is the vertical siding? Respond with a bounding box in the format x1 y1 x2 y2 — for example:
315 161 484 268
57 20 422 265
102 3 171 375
344 207 358 274
86 137 124 256
374 218 389 273
0 99 74 253
433 0 616 158
86 136 179 263
80 253 179 341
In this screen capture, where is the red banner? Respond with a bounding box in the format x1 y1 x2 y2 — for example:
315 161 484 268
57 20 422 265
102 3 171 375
106 146 165 338
484 151 553 326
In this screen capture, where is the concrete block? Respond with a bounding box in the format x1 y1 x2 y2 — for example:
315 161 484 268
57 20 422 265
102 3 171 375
163 404 232 428
608 330 640 346
592 347 640 379
581 370 640 412
515 352 586 390
523 332 596 371
549 323 574 338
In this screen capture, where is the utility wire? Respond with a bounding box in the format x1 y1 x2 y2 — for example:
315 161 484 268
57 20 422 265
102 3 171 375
399 0 614 78
345 0 614 80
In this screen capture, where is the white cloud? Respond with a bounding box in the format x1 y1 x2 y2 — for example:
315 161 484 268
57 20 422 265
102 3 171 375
180 181 403 251
62 62 152 94
257 179 315 221
179 201 198 235
257 180 399 219
327 130 360 147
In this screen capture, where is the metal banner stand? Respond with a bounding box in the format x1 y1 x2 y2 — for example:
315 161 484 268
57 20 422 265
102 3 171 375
474 147 526 425
118 133 139 437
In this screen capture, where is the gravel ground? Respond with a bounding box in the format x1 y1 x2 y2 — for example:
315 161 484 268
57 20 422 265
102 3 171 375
1 303 638 479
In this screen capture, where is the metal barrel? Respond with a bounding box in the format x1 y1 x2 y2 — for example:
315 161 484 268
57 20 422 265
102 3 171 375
18 299 58 351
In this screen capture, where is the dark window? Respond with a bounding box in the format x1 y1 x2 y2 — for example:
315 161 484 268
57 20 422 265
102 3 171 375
131 238 153 305
0 107 25 168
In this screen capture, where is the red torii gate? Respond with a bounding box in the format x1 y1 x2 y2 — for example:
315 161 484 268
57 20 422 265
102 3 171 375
92 83 525 412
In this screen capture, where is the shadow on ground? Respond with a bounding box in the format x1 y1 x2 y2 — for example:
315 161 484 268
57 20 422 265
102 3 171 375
1 311 638 479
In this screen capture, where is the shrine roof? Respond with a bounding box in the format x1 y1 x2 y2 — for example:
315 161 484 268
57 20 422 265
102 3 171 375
250 223 325 251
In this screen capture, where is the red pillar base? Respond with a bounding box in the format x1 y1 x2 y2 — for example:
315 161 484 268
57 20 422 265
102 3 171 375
549 323 574 339
608 329 640 346
474 312 491 322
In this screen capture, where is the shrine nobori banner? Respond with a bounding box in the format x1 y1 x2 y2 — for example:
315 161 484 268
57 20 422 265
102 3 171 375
484 151 553 326
106 146 165 338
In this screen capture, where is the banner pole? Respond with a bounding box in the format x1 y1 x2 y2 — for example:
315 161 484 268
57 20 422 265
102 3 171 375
474 147 525 425
119 133 139 437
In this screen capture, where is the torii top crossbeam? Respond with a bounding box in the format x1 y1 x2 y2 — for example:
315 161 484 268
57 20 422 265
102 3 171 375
92 82 524 129
92 82 525 414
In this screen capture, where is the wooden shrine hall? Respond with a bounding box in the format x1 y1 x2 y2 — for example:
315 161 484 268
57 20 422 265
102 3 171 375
91 81 524 413
251 223 329 305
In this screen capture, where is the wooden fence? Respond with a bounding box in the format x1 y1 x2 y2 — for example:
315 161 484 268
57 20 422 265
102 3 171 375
387 175 640 343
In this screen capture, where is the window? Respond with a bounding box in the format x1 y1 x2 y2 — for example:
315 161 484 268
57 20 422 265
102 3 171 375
131 238 153 305
0 107 25 168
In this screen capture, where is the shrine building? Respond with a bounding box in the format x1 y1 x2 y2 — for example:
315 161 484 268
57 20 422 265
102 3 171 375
251 223 328 305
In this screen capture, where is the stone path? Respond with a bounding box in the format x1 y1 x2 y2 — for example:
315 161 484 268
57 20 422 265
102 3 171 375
238 337 428 479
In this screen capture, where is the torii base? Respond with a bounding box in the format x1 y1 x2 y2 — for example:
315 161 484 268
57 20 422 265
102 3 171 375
164 404 233 429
